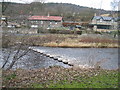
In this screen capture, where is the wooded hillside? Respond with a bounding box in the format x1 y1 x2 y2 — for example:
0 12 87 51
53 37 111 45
1 2 112 21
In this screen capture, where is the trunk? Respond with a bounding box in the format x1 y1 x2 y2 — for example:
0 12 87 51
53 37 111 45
6 59 17 70
2 61 8 69
2 50 12 69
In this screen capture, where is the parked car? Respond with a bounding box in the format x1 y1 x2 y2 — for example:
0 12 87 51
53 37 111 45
7 25 15 28
31 25 38 28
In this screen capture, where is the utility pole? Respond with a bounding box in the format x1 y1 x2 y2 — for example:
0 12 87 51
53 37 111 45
99 0 103 16
2 0 8 26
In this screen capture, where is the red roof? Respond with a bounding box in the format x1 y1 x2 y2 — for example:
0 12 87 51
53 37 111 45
28 16 62 21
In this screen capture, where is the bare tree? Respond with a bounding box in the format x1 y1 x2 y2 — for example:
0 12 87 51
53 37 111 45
2 34 30 70
111 0 120 11
2 0 10 15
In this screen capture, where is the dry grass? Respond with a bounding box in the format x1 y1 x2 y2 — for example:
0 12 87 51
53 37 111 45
43 42 119 48
2 33 119 48
79 37 118 44
43 36 119 48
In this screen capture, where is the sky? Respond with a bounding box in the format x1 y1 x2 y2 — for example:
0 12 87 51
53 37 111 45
0 0 119 11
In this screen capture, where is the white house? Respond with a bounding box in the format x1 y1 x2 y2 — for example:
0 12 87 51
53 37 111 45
90 15 118 32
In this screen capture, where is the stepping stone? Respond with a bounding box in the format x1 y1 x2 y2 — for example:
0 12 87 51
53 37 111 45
46 54 50 57
58 58 62 62
62 59 68 64
68 63 74 66
68 62 74 66
53 57 58 60
63 61 68 64
49 55 55 58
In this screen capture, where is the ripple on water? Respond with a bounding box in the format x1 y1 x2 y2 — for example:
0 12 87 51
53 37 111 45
31 47 118 70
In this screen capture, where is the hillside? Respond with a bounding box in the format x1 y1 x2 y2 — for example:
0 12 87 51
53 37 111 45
1 2 111 21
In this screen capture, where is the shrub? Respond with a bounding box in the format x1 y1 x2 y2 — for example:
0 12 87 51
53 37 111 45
79 37 118 44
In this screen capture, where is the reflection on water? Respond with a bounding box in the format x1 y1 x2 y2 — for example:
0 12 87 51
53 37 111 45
31 47 118 70
2 49 71 69
2 47 118 70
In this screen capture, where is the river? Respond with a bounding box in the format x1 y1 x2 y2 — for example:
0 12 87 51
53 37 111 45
1 47 118 70
31 47 118 70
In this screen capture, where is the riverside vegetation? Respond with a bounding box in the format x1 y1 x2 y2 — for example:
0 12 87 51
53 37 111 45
3 33 119 48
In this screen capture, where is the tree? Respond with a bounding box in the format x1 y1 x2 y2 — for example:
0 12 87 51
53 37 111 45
33 0 46 3
2 34 29 70
2 0 11 15
111 0 120 11
29 0 47 15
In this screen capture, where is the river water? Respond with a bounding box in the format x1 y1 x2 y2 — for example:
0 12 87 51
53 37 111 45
1 49 71 69
31 47 118 70
1 47 118 70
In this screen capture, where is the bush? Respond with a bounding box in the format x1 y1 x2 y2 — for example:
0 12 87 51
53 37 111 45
48 29 82 35
94 31 102 35
48 29 58 33
2 34 14 48
79 37 118 44
76 31 82 35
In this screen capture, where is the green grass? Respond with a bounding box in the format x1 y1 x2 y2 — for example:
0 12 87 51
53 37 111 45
5 73 16 80
32 70 118 88
3 67 119 88
32 84 44 88
48 74 118 88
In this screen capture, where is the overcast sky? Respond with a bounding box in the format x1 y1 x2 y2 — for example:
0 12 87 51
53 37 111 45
1 0 118 10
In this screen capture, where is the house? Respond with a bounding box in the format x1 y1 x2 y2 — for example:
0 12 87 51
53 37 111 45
28 15 63 29
90 15 118 32
0 16 8 27
62 21 89 30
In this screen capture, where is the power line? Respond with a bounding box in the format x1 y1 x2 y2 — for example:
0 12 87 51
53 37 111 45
100 0 103 10
98 0 103 15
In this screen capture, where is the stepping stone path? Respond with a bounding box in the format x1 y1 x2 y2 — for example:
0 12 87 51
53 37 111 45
29 47 96 69
29 47 74 66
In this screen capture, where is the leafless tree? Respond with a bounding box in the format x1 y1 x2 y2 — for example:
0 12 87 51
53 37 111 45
2 34 30 70
111 0 120 11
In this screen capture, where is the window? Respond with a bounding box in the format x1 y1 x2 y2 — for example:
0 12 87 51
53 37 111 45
41 21 43 24
100 19 103 22
111 19 114 22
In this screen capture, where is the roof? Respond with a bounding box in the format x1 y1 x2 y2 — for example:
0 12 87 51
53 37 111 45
102 16 113 21
93 16 114 21
93 16 102 20
28 16 62 21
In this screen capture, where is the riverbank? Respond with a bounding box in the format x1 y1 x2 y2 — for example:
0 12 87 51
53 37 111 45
43 42 118 48
3 33 119 48
41 34 119 48
2 66 118 88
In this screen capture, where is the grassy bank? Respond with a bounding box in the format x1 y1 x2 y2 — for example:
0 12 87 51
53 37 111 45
43 41 118 48
42 34 119 48
2 66 118 88
3 33 119 48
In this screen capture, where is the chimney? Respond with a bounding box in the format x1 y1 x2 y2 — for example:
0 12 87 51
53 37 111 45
47 12 50 17
94 13 97 16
